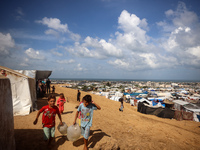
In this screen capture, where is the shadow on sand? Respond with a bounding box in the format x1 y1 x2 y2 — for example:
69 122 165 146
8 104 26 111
52 135 69 150
62 111 73 115
15 129 48 150
73 129 110 148
15 129 70 150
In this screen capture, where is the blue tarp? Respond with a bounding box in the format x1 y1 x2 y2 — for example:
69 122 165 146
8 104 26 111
124 92 148 96
148 98 165 107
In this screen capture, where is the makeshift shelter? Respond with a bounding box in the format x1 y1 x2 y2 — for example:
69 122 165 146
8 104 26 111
0 66 36 116
0 76 15 149
15 70 52 80
148 97 166 107
109 96 121 101
137 102 174 119
183 103 200 122
173 100 189 111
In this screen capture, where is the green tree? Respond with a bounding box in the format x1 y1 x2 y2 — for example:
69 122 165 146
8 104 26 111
106 82 111 86
82 86 88 91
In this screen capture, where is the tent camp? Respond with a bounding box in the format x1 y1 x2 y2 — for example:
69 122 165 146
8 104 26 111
0 66 37 116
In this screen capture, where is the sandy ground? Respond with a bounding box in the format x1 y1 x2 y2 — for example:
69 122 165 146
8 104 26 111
14 84 200 150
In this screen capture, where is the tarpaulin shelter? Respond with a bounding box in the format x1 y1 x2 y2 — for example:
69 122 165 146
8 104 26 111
137 102 174 119
148 97 166 107
0 76 15 149
0 66 36 116
183 103 200 122
173 100 189 111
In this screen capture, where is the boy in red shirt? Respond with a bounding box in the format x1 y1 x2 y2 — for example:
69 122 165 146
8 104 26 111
33 95 63 146
56 93 66 114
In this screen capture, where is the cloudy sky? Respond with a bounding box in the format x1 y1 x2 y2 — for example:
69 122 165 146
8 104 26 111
0 0 200 80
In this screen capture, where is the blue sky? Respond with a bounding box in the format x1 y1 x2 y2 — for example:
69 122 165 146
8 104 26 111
0 0 200 80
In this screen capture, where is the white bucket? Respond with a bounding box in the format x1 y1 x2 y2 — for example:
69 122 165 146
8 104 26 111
57 122 68 135
67 124 81 141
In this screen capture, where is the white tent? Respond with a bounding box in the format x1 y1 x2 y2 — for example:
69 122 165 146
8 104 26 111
0 66 36 116
110 96 121 101
15 70 52 80
173 100 189 111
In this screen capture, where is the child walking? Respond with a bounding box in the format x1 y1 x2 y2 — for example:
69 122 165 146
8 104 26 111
33 95 63 147
73 95 101 150
52 86 55 93
57 93 66 114
119 96 124 112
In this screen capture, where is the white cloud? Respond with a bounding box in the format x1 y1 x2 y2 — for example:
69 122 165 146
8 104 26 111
172 2 199 27
187 46 200 59
36 17 81 42
0 33 15 55
65 36 123 59
157 2 200 69
165 9 174 17
51 50 63 57
25 48 45 60
115 10 150 52
118 10 148 40
139 53 158 68
69 32 81 42
108 59 129 69
45 29 60 37
56 59 75 64
36 17 68 32
99 39 122 57
74 63 87 71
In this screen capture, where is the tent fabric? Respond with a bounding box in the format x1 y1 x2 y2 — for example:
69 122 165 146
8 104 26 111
0 76 15 150
174 110 183 121
15 70 52 80
110 96 121 101
0 66 37 116
182 111 193 120
137 102 174 119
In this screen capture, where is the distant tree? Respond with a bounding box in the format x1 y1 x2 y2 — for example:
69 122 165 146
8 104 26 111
119 85 124 89
106 82 111 86
82 85 88 91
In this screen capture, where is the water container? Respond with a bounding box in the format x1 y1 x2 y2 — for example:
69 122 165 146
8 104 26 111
57 122 68 135
67 124 81 141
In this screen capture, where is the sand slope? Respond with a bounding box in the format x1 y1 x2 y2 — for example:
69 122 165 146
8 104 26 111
14 85 200 150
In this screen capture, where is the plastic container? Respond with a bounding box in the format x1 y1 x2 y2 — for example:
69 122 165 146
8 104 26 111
57 122 68 135
67 124 81 141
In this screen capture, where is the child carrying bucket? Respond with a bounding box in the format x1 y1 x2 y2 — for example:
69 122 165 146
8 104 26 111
33 95 63 147
73 95 101 150
57 93 66 114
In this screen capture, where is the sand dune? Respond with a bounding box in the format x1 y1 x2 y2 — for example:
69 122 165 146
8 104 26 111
14 84 200 150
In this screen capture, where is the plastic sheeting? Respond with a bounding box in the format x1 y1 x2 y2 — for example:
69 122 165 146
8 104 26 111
137 102 174 119
110 96 121 101
15 70 52 80
0 66 37 116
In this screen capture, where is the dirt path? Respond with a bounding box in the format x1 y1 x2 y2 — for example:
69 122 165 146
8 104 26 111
14 85 200 150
